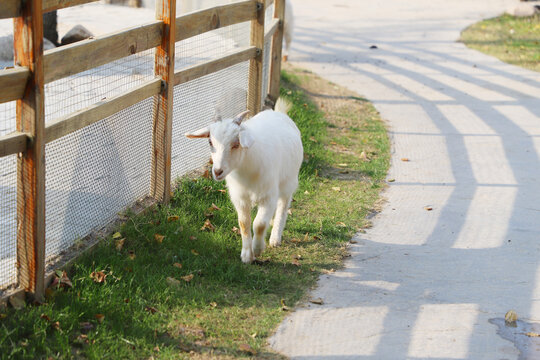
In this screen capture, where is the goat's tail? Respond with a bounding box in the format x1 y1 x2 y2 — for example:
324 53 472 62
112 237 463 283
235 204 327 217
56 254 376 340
275 97 292 115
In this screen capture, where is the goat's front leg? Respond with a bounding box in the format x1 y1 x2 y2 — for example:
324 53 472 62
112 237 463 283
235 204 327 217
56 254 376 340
237 205 254 263
253 201 277 257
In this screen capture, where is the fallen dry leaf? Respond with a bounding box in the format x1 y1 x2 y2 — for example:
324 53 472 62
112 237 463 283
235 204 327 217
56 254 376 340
128 250 136 260
401 157 410 162
189 235 197 241
231 226 241 235
209 302 217 308
310 298 324 305
173 262 182 269
336 222 347 227
387 178 396 183
349 239 358 244
191 249 199 256
526 332 540 337
51 270 73 289
51 321 62 331
250 332 257 338
80 322 94 333
360 151 370 162
217 189 227 194
154 234 165 243
40 313 51 322
200 219 215 232
337 163 348 167
322 268 336 274
424 206 433 211
332 187 341 192
238 343 257 355
291 259 301 267
94 314 105 323
112 232 122 239
145 306 158 314
505 310 518 324
115 238 125 251
210 203 221 211
281 299 290 311
303 233 310 242
90 271 107 284
181 274 194 282
167 215 179 222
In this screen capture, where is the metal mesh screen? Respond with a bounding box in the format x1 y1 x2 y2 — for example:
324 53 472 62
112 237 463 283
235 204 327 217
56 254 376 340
45 97 154 260
0 154 17 291
171 61 250 179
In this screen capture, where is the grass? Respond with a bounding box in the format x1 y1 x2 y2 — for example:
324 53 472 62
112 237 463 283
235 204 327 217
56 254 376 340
461 13 540 72
0 68 389 359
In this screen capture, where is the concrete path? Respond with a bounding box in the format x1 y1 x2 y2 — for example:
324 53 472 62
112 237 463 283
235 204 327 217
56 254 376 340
270 1 540 359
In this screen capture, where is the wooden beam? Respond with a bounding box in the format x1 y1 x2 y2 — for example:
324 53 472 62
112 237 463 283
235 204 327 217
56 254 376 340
43 0 98 13
0 131 29 157
247 1 265 115
44 20 162 83
268 0 285 103
151 0 175 203
264 17 279 44
265 0 274 9
174 46 256 85
13 0 46 302
175 0 257 42
0 0 20 19
0 67 30 104
45 78 161 143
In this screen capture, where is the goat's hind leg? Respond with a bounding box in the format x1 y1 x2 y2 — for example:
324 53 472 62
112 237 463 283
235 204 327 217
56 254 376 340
252 202 277 257
269 196 291 247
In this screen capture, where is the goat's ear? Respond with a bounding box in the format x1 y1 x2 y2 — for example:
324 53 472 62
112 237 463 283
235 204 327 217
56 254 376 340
185 127 210 139
239 129 254 148
233 110 250 125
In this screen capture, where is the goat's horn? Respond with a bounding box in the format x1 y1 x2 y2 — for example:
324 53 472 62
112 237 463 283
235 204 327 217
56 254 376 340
233 110 250 125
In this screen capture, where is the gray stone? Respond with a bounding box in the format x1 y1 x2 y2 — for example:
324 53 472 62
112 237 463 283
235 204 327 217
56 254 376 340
508 2 539 16
61 24 94 46
0 35 56 62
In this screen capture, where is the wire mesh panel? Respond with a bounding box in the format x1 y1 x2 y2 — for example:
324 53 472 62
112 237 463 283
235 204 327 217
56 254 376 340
44 97 154 260
0 154 17 292
171 61 250 179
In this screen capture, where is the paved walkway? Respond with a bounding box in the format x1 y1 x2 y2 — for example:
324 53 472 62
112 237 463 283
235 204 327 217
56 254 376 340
270 1 540 359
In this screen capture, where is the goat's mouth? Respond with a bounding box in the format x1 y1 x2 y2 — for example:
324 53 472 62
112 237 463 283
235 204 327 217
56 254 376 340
213 172 226 182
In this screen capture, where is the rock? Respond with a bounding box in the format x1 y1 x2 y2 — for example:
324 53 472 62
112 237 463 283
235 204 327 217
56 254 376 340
43 10 59 46
0 35 56 62
61 25 94 46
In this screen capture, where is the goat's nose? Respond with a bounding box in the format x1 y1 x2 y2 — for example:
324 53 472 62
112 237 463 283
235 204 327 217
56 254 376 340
214 168 224 177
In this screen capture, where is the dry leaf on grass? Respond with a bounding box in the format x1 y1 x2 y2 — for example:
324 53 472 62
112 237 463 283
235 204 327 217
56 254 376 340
173 263 182 269
332 187 341 192
128 250 136 260
115 238 125 251
90 271 107 284
112 232 122 239
238 343 257 355
154 234 165 243
191 249 199 256
281 299 290 311
360 151 370 162
40 313 51 322
200 219 215 232
231 226 241 235
51 270 73 289
291 259 301 267
167 215 179 222
209 302 217 308
181 274 194 282
336 222 347 227
94 314 105 323
145 306 158 314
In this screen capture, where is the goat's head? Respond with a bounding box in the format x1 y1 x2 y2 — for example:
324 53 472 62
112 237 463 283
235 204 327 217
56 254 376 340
185 110 253 181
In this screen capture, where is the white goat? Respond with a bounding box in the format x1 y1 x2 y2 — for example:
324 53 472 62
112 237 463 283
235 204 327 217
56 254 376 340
283 0 294 61
185 98 303 263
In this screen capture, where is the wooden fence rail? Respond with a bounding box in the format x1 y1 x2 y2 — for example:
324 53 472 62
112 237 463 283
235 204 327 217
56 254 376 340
0 0 286 303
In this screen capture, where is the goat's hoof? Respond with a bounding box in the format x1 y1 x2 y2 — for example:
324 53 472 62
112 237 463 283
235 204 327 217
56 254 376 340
269 238 281 248
241 249 255 264
252 241 266 257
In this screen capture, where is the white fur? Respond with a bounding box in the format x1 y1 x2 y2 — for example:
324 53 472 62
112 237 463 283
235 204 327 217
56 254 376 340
283 0 294 60
185 98 303 263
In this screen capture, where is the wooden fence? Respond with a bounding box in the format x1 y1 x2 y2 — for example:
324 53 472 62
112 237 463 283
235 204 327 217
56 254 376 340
0 0 286 303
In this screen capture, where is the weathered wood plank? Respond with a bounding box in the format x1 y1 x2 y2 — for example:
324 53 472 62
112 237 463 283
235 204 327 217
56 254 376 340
175 0 257 42
0 131 29 157
268 0 285 102
151 0 175 203
43 0 98 13
247 1 265 115
174 46 256 85
0 67 30 104
265 0 274 9
264 17 279 43
14 0 46 301
44 20 162 83
45 78 161 143
0 0 20 19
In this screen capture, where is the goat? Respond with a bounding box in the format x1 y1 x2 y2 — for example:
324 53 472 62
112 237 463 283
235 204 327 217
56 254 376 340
283 0 294 61
185 98 303 263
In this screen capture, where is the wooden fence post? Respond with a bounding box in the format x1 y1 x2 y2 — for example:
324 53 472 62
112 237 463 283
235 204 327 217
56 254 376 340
268 0 284 103
151 0 176 203
247 0 265 115
14 0 46 301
